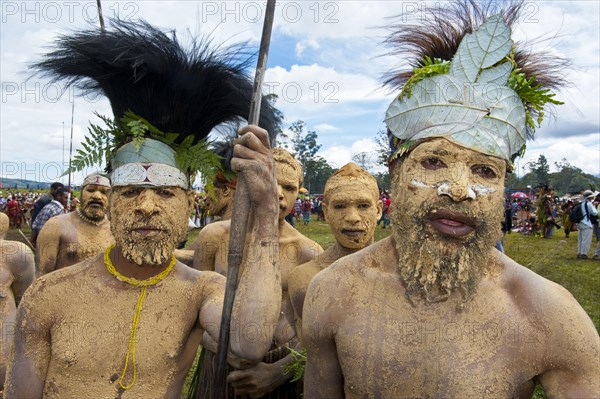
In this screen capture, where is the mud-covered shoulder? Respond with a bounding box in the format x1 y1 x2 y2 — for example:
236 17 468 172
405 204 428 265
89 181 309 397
292 231 324 264
500 254 586 315
500 254 597 343
194 221 231 246
173 263 226 301
17 256 98 325
1 240 34 263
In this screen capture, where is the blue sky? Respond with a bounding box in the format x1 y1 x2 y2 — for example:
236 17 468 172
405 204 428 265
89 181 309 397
1 1 598 185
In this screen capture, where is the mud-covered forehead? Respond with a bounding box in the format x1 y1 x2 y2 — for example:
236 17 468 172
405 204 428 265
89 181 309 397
273 148 303 186
324 163 378 201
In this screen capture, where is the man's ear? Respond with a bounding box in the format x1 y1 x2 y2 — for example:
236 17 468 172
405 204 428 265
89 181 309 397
187 190 196 213
223 186 230 196
321 202 328 222
376 199 383 220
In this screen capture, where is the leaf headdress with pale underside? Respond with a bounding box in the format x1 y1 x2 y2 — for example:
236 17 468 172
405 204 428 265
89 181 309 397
382 0 567 163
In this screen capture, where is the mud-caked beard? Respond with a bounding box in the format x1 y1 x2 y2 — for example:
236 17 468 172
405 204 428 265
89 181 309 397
81 202 106 221
391 196 503 306
112 219 187 266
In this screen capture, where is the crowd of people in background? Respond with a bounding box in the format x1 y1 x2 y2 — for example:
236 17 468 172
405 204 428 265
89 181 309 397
501 189 600 259
0 184 77 230
3 183 599 262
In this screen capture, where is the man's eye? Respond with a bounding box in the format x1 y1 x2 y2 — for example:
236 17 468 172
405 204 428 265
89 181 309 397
334 204 345 209
358 203 371 209
421 157 447 170
472 165 497 179
284 185 295 192
122 188 140 197
158 189 175 198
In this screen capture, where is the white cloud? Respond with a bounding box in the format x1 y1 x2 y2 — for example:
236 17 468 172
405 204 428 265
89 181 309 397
517 136 600 177
295 39 320 57
314 123 338 132
319 145 353 170
264 64 387 121
319 138 386 172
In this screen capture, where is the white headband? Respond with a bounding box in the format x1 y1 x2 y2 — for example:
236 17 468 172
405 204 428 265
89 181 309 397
111 162 188 189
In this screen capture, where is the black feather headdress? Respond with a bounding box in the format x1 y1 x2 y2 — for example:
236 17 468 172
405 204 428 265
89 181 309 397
32 19 280 182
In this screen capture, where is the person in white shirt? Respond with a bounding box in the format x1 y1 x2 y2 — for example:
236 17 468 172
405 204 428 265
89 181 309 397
576 190 599 259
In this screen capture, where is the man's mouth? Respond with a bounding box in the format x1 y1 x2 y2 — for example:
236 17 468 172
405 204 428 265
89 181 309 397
341 229 365 237
131 226 164 237
87 201 104 208
428 210 476 237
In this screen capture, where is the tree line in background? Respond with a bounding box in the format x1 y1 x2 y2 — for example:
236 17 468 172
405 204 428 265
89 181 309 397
506 155 599 195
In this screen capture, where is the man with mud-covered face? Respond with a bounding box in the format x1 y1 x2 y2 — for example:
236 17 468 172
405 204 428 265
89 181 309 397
5 128 281 399
303 4 599 398
37 173 114 275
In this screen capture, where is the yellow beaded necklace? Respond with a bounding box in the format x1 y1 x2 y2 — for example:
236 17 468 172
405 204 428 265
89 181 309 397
104 244 177 390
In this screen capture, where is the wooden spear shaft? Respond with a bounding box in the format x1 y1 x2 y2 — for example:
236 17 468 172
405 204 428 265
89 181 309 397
212 1 277 397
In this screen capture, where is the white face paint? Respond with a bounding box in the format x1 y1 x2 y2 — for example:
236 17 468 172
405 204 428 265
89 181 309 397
409 179 498 200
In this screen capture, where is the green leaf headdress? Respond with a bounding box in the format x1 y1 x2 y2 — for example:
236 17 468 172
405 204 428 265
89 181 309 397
32 19 280 189
383 1 568 166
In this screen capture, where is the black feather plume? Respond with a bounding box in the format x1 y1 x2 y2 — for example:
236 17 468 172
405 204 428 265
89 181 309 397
32 19 280 147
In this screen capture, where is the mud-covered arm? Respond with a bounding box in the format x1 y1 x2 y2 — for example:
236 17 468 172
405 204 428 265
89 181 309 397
36 218 61 276
228 125 281 361
192 223 224 272
302 273 344 399
9 242 35 305
4 280 53 398
536 287 600 398
288 262 318 346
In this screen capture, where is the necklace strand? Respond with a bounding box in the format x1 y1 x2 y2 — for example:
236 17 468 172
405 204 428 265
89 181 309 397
76 207 105 226
104 244 176 390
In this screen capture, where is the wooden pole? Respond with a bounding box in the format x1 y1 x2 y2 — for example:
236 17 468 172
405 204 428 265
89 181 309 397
67 100 74 209
96 0 105 32
212 1 277 397
17 229 35 252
